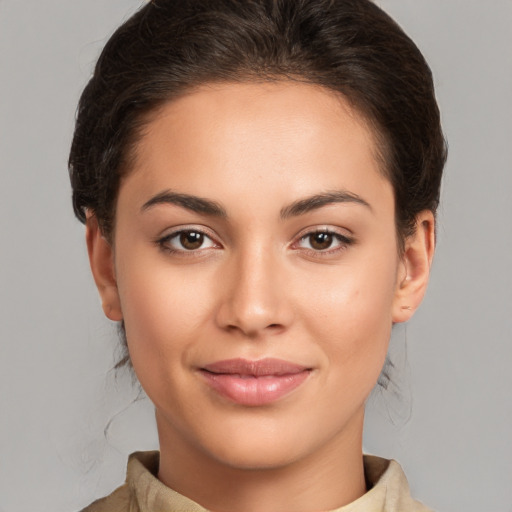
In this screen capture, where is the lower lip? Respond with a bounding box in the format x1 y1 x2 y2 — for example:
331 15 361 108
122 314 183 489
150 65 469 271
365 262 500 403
200 370 311 406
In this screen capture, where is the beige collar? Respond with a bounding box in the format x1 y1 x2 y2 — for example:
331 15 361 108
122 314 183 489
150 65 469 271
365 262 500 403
121 451 432 512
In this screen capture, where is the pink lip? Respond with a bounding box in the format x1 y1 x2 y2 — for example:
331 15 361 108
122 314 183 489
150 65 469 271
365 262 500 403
199 358 312 406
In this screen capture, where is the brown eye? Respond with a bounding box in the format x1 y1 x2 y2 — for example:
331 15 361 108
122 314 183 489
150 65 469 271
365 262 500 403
158 229 218 254
308 232 334 250
295 229 353 255
179 231 204 250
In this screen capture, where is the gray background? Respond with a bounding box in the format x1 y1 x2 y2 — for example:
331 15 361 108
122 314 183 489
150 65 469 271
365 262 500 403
1 1 511 511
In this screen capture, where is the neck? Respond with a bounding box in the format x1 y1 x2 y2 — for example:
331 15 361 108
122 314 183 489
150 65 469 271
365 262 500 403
156 411 367 512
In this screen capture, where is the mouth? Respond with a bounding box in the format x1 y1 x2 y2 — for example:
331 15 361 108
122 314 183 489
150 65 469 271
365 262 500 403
199 358 312 406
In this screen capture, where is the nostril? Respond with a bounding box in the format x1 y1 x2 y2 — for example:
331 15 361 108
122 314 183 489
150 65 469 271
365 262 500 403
224 322 283 337
266 323 286 333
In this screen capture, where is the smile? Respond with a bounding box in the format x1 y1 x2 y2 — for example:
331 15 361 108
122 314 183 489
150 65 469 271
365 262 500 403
199 358 312 406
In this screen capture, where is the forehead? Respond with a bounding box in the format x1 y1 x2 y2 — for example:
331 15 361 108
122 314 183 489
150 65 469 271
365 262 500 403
120 81 392 218
139 81 380 161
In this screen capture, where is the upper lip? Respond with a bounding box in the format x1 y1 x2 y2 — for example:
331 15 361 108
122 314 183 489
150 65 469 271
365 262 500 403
201 358 311 376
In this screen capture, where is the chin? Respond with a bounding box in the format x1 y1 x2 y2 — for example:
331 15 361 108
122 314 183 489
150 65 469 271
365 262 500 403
189 413 310 470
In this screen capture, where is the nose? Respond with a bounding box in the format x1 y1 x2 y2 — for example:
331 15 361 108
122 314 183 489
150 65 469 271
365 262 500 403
215 245 293 338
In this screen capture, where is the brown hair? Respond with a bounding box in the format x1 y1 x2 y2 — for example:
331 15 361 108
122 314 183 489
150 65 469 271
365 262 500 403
69 0 447 248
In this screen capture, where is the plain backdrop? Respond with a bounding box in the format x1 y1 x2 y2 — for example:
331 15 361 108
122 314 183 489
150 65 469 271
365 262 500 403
1 1 511 511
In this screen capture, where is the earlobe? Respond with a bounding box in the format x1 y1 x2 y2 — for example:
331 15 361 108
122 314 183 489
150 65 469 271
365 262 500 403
85 212 123 322
392 210 435 324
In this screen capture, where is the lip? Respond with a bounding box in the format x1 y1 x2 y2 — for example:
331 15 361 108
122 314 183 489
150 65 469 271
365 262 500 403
199 358 312 406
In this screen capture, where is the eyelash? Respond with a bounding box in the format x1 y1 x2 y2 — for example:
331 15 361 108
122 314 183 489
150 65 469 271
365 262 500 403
156 227 354 258
292 229 354 257
156 227 220 256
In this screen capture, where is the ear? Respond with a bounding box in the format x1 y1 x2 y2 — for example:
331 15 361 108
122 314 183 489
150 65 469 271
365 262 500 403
392 210 436 324
85 212 123 322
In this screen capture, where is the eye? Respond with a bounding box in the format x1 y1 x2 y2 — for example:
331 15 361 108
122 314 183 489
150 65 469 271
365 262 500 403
158 229 219 253
295 229 353 253
303 232 336 251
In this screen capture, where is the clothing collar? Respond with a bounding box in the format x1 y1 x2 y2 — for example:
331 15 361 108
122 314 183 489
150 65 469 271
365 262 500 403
125 450 431 512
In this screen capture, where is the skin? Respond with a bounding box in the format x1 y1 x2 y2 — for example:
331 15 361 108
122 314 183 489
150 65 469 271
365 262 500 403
87 82 435 512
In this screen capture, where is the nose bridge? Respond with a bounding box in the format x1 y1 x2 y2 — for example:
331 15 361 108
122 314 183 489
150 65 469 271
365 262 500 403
217 240 290 335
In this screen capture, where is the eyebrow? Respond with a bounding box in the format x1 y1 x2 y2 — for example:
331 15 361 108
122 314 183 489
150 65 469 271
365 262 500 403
279 190 372 219
141 189 371 219
141 190 227 217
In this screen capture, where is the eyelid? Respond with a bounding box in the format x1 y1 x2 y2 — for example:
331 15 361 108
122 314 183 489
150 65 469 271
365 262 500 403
292 225 353 242
155 224 223 254
290 226 355 255
157 223 218 239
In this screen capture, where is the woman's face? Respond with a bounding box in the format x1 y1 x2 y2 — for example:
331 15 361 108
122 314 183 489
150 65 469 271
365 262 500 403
90 81 426 470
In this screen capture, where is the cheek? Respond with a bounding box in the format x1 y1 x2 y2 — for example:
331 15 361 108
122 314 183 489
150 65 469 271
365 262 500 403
114 246 215 371
115 257 220 428
296 251 398 385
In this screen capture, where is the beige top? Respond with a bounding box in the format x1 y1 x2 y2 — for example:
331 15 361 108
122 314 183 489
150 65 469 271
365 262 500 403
81 451 432 512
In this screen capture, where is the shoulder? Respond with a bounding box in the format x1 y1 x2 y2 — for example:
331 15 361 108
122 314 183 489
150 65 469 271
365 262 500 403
359 455 433 512
77 451 160 512
78 483 131 512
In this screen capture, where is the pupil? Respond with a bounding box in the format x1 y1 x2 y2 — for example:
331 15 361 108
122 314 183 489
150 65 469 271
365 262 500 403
180 231 203 250
311 232 333 250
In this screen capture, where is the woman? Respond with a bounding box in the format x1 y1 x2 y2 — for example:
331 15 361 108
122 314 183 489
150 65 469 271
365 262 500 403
69 0 446 510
